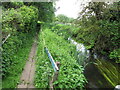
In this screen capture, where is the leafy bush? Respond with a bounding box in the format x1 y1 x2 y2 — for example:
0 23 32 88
2 8 22 34
19 5 38 32
2 33 34 78
2 5 38 78
2 5 38 34
35 25 87 88
71 2 120 63
2 2 24 9
109 49 120 63
2 33 33 88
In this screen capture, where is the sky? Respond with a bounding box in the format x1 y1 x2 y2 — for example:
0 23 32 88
55 0 90 19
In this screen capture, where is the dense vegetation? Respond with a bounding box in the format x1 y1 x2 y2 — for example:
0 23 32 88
2 2 54 88
2 2 37 81
2 1 86 89
1 1 119 89
50 2 120 65
72 2 120 63
55 2 120 87
35 24 87 88
51 2 120 88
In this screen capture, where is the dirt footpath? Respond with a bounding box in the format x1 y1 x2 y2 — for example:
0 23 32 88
18 37 37 88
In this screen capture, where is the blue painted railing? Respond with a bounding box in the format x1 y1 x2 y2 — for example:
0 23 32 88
45 47 59 72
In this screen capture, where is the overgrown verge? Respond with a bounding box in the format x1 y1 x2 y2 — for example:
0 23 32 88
2 33 34 88
2 2 38 88
2 2 54 88
35 25 87 88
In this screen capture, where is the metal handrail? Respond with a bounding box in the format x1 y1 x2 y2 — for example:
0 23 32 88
45 47 59 72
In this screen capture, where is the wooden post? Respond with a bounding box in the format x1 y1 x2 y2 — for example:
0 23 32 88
52 62 60 82
50 62 60 90
45 47 60 89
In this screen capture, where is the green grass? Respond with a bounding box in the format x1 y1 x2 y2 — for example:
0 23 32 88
2 36 33 88
35 25 87 88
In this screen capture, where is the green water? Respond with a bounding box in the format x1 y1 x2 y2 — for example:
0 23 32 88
69 38 120 88
84 59 120 88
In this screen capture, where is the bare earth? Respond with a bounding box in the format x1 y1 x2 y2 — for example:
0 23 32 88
17 37 37 88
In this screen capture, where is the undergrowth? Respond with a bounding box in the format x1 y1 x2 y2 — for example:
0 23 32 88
35 25 87 89
2 33 34 88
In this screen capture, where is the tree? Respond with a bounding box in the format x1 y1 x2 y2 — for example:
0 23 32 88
56 14 74 23
73 2 120 63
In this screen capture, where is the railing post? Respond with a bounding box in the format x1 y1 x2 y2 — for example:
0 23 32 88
50 62 60 90
45 47 60 89
52 62 60 82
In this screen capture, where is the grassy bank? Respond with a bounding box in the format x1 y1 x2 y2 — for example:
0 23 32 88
35 25 87 89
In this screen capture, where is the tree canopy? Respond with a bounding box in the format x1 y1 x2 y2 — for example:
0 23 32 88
72 2 120 63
